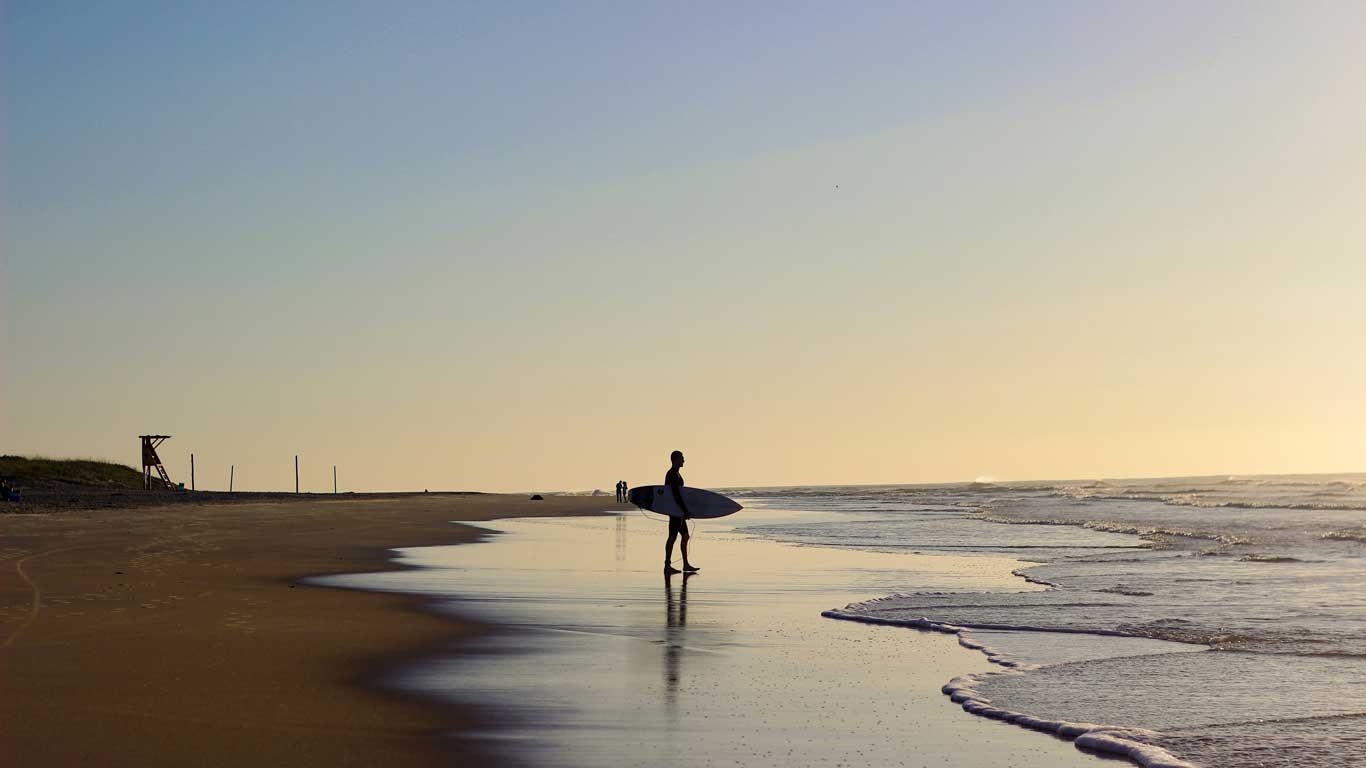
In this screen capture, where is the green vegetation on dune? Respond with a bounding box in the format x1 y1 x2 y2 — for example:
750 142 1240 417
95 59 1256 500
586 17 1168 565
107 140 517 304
0 456 148 489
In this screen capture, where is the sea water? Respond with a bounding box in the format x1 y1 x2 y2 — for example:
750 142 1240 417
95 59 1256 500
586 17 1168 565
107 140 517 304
728 475 1366 768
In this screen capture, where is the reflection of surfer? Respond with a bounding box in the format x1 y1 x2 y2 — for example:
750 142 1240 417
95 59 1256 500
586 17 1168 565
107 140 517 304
664 450 699 575
663 570 690 706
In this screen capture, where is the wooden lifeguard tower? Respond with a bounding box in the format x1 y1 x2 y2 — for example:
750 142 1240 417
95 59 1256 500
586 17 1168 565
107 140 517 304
139 435 173 490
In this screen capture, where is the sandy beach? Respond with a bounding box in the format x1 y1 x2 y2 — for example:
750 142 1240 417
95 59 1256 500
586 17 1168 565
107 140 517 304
0 493 621 767
2 494 1110 768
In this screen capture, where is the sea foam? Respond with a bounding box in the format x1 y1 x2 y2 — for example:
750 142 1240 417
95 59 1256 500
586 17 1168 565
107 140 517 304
822 607 1197 768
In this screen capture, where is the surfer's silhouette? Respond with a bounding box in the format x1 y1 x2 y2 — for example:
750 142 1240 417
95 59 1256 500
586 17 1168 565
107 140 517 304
664 450 699 575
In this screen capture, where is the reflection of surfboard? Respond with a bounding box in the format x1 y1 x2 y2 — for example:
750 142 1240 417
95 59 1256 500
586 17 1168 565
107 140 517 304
628 486 742 519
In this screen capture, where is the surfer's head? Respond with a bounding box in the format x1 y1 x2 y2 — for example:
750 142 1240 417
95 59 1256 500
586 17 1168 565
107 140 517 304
670 450 685 467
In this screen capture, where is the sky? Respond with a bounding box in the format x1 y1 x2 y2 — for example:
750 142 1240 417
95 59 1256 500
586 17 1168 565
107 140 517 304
4 2 1365 492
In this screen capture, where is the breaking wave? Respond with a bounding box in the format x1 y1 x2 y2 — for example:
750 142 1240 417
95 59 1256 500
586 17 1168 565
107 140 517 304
1322 529 1366 544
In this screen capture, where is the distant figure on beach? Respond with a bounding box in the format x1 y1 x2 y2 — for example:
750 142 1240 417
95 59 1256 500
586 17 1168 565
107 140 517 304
663 450 699 575
614 480 624 502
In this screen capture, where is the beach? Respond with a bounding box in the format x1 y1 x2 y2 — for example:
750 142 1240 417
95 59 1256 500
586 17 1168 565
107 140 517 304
2 493 1106 768
316 509 1103 767
0 493 618 767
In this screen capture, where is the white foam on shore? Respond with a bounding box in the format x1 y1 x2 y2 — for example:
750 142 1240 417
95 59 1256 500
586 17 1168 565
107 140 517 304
821 607 1199 768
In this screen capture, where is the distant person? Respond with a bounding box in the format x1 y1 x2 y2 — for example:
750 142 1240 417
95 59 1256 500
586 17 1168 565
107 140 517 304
663 450 699 575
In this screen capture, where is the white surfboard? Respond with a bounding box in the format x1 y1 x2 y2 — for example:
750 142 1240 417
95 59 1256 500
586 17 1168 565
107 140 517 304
628 486 743 519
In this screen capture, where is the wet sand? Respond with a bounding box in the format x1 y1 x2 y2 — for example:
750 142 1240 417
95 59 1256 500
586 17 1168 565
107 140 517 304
0 493 622 767
317 511 1108 767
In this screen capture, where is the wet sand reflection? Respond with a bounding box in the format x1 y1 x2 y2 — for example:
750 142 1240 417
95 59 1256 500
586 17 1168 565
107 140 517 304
663 571 691 709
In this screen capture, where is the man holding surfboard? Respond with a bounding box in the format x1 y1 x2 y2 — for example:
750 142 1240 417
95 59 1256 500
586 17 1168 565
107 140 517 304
664 450 699 575
625 455 741 573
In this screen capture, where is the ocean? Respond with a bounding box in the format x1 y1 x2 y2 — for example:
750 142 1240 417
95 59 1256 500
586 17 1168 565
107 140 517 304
726 474 1366 768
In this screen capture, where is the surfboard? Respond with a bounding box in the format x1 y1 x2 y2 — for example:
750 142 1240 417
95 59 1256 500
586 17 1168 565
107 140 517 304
628 486 743 519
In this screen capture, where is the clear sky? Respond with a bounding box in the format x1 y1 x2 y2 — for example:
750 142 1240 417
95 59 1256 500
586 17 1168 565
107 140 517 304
4 2 1364 492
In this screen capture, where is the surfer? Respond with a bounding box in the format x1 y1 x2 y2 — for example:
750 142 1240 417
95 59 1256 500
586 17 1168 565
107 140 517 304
664 450 699 575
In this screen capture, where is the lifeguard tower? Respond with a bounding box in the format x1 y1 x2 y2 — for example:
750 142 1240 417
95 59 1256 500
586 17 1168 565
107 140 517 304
139 435 173 490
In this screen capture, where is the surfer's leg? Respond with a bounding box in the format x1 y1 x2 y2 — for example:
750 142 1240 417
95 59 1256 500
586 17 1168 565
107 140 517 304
679 527 698 571
665 518 680 570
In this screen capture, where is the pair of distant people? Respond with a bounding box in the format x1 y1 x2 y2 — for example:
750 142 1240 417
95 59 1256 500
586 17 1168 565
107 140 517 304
614 480 629 503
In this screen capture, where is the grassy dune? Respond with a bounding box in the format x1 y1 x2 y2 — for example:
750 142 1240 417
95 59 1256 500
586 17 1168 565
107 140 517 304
0 456 146 489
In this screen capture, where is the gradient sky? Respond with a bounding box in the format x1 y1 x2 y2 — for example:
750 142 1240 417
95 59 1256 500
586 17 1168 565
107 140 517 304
4 2 1365 492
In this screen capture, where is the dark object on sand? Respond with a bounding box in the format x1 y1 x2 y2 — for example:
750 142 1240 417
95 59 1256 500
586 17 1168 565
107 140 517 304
529 494 544 501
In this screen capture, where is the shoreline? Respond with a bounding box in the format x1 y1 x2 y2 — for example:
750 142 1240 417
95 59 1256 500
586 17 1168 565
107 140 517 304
317 510 1107 768
0 493 623 767
821 609 1199 768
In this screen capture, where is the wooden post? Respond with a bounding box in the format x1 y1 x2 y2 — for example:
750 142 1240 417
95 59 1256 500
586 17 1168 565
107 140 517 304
295 455 300 494
333 465 337 495
191 453 195 492
229 465 234 493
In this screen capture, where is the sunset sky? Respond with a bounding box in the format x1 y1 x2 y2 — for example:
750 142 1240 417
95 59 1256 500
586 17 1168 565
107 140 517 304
5 2 1364 492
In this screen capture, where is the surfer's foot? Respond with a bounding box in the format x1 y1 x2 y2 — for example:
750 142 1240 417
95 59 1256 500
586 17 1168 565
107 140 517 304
664 565 683 575
683 564 700 572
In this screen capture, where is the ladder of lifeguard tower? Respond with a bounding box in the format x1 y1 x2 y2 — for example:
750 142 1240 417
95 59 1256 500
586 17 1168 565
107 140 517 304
139 435 173 490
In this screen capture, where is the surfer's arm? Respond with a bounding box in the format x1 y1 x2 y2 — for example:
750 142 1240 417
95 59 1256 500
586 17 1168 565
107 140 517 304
670 483 691 518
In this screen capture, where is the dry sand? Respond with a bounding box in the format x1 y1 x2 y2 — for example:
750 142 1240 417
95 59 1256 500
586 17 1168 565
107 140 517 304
0 493 622 767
